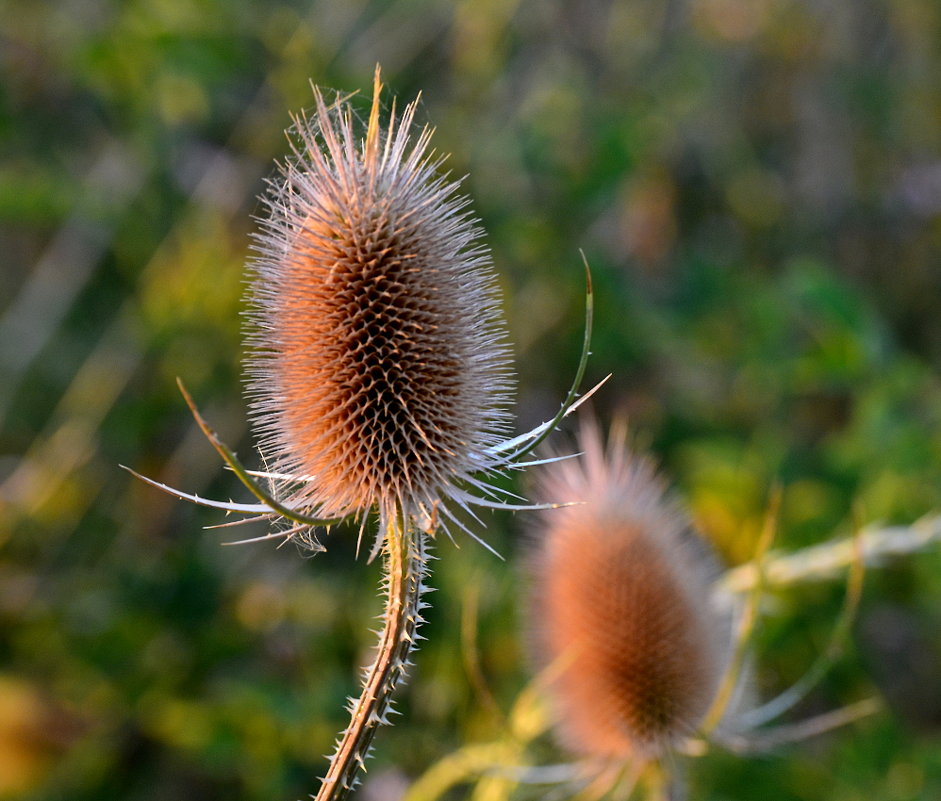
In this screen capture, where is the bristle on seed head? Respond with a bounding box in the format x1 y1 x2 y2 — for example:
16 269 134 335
529 421 728 761
245 68 513 533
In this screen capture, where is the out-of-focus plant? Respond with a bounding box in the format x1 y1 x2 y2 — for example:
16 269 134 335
404 440 941 801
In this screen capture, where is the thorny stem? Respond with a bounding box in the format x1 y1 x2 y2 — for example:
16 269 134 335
316 515 429 801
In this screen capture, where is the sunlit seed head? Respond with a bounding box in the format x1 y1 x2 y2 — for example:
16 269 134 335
528 421 729 761
244 69 514 529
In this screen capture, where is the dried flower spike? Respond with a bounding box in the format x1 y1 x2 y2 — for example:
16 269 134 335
529 421 730 764
245 68 514 548
124 70 602 549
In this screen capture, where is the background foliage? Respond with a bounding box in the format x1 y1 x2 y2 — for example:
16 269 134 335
2 0 941 798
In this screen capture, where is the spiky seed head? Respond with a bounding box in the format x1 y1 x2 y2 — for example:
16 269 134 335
528 421 729 761
245 69 513 532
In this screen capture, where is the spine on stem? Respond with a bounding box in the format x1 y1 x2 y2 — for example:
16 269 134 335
316 520 430 801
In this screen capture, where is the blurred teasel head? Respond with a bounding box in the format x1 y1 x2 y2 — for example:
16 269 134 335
245 69 514 541
528 421 731 762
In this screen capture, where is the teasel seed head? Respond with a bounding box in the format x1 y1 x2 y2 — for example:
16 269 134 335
245 69 513 538
528 421 730 761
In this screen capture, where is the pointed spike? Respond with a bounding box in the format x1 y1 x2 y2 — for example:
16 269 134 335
203 513 275 529
121 466 271 513
221 530 293 547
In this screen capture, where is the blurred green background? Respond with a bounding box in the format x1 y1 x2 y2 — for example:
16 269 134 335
2 0 941 798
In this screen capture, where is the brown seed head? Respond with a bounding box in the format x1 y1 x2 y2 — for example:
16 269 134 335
529 422 728 760
245 70 513 531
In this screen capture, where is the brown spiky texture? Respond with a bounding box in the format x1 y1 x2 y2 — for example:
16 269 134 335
529 422 729 761
245 72 513 540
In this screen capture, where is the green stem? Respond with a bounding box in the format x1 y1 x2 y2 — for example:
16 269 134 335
315 518 428 801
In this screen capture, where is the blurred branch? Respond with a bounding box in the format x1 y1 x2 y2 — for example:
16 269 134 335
718 513 941 595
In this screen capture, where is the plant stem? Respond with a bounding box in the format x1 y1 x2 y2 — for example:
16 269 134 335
315 518 428 801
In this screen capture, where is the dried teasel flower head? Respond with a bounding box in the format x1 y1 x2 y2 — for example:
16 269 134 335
245 68 514 540
528 420 731 762
124 67 599 552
